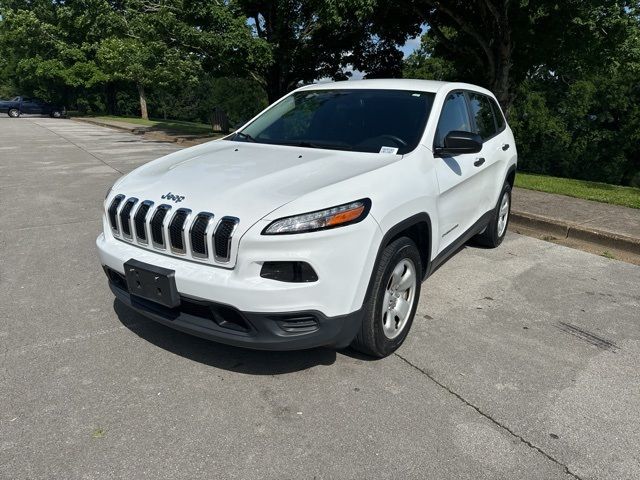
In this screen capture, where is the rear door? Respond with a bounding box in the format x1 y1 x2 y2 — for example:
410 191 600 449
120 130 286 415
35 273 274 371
466 92 509 212
433 91 487 253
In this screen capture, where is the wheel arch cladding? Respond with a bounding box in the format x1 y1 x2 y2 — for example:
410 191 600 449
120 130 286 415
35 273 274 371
379 213 432 280
505 165 516 188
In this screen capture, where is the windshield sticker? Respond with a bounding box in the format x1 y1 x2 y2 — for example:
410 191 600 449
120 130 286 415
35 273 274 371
379 146 399 155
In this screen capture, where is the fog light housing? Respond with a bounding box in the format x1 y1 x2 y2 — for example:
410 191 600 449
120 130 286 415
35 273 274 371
260 261 318 283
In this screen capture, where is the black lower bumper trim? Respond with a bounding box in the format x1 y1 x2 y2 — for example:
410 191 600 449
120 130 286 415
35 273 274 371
108 279 363 351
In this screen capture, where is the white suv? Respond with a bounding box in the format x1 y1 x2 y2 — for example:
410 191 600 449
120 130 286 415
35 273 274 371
97 79 517 358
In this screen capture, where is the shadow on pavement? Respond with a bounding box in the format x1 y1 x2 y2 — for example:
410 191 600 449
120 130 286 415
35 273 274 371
113 299 339 375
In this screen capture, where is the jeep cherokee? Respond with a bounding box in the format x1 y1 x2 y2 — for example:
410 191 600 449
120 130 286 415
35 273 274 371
97 79 517 358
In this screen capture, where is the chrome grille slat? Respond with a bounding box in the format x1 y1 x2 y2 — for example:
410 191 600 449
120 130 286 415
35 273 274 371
108 195 125 235
168 208 191 255
190 212 215 259
214 217 239 263
119 197 138 240
150 204 172 249
133 200 154 244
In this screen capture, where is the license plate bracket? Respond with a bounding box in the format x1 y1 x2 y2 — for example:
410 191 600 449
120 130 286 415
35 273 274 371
124 259 180 308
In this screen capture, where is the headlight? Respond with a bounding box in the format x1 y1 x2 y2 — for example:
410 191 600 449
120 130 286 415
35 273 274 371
262 199 371 235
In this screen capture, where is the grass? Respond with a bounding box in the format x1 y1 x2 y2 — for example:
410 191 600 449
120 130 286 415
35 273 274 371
93 115 214 136
515 172 640 209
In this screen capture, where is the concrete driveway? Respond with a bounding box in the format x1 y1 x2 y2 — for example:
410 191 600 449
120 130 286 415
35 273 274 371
1 118 639 480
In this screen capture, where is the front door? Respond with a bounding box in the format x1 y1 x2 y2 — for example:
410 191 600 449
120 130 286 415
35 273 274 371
21 98 43 114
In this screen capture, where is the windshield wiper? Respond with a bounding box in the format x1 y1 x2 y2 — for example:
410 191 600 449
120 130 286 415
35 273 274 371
234 132 256 142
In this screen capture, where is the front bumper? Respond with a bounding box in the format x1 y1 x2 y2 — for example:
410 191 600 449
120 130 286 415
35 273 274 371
107 270 363 350
97 214 382 350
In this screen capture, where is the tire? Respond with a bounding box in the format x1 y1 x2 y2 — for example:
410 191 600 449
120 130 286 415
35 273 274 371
51 110 62 118
474 183 511 248
351 237 422 358
8 108 20 118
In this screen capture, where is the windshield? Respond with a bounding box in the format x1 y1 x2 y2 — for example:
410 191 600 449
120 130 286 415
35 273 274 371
231 89 435 155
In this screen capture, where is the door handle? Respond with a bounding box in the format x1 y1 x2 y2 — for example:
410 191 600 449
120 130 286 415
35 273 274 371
502 143 510 151
474 158 485 167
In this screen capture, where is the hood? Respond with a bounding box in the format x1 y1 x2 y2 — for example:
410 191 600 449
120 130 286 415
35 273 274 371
114 139 401 235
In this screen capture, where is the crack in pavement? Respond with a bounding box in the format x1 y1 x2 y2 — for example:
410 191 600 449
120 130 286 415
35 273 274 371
394 352 583 480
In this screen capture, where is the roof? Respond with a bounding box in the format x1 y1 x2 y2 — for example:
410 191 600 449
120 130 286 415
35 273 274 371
297 78 495 98
299 78 450 93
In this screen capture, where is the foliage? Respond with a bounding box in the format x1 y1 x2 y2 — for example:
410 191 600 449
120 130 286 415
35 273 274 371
401 1 640 186
0 0 638 186
236 0 379 101
515 173 640 209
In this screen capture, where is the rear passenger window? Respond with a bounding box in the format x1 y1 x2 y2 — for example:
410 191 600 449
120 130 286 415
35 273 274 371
468 93 497 140
435 92 472 147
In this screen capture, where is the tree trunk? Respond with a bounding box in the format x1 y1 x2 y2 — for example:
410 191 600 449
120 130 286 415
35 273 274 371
106 82 116 115
137 83 148 120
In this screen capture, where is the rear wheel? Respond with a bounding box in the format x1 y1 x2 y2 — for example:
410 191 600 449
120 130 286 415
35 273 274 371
8 108 20 118
474 183 511 248
351 237 422 358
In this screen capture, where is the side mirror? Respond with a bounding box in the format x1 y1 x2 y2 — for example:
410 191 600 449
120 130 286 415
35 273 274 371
435 131 483 156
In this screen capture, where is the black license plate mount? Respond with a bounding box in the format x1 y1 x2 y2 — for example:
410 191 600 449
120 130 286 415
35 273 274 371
124 259 180 308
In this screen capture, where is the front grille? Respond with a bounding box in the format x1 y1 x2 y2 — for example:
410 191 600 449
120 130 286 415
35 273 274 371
106 196 239 266
214 217 239 262
108 195 125 234
168 208 191 254
119 198 138 238
150 205 171 248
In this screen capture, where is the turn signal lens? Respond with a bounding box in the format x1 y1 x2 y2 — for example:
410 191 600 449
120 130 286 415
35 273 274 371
262 199 371 235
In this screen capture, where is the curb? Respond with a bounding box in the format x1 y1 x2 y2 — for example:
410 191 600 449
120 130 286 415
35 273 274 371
510 210 640 254
72 117 149 135
72 117 219 146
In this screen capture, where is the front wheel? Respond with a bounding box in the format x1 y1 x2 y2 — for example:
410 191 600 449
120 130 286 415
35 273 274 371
51 110 62 118
8 108 20 118
351 237 422 358
474 183 511 248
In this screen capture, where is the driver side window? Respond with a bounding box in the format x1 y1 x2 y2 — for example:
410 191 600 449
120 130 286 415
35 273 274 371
434 92 472 148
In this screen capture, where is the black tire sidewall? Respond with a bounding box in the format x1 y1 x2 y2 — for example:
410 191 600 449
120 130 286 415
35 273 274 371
368 238 422 356
493 184 512 246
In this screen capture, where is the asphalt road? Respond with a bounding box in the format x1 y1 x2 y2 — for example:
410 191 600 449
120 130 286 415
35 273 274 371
1 118 639 480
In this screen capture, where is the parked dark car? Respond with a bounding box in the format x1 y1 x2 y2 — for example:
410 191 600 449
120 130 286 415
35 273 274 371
0 96 65 118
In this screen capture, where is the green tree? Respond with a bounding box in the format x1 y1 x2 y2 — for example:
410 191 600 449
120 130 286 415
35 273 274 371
237 0 381 102
393 0 635 111
0 0 116 104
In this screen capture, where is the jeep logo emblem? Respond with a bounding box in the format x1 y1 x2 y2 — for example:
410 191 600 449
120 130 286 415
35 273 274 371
161 192 185 203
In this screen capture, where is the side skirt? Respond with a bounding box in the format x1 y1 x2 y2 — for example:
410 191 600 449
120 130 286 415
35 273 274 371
425 210 494 278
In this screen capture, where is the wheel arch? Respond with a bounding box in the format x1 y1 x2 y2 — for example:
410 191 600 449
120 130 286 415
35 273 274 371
368 213 432 291
505 164 516 189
